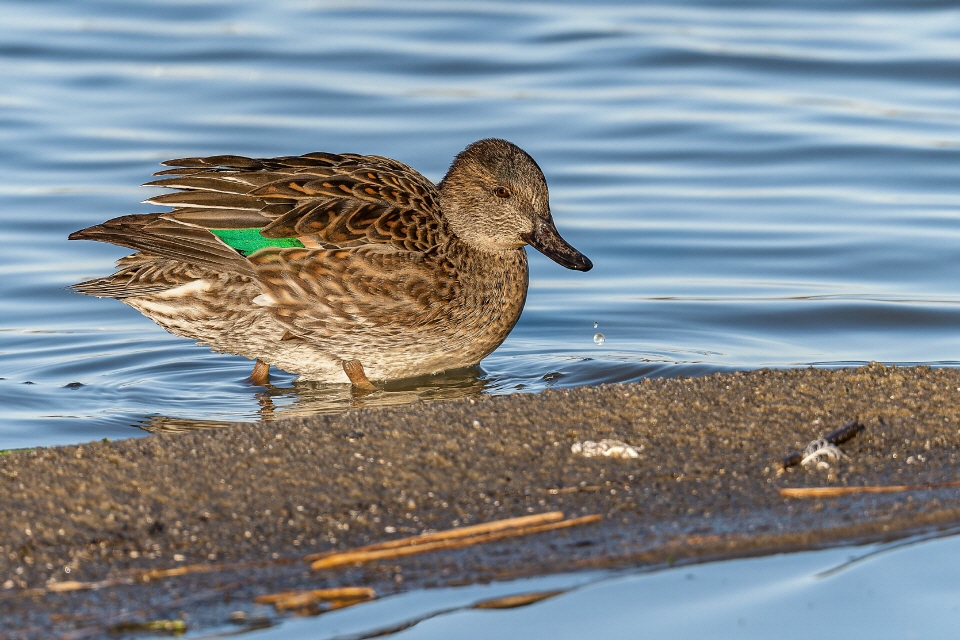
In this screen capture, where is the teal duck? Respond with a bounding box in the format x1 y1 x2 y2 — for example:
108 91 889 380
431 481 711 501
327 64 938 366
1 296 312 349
70 139 592 386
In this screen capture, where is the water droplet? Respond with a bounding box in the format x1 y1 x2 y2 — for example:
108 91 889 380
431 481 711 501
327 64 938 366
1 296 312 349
593 321 598 329
593 333 605 345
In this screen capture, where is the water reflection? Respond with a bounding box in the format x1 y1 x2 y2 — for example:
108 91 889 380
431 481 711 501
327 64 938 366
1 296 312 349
137 367 492 434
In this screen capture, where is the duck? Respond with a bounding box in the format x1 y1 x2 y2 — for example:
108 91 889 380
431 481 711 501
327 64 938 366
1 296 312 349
69 138 592 386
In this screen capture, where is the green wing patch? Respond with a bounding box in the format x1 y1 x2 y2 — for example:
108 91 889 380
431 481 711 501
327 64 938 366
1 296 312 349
210 228 305 256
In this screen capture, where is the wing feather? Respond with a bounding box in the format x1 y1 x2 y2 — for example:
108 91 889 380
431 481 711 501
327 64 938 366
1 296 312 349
70 150 448 291
248 246 459 336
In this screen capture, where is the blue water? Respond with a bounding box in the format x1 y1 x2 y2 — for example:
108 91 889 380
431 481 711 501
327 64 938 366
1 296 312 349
2 1 960 447
227 530 960 640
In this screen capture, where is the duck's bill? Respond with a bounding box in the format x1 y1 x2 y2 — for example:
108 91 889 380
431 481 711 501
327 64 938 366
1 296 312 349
524 221 593 272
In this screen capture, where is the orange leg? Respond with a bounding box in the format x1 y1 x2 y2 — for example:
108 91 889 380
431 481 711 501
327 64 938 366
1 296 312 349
246 359 271 386
342 359 376 390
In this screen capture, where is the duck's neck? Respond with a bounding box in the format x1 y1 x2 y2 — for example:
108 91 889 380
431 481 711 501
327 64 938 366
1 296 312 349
447 238 529 338
449 237 529 290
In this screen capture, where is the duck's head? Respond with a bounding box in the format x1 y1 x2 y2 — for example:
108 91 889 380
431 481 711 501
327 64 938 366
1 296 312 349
439 139 593 272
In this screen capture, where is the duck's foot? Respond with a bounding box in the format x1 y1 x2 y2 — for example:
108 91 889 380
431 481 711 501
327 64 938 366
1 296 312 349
246 359 271 386
342 359 376 391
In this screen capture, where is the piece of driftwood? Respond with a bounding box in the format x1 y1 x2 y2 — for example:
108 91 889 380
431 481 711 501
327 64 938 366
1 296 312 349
305 511 565 563
780 477 960 498
472 590 566 609
309 513 602 571
254 586 376 613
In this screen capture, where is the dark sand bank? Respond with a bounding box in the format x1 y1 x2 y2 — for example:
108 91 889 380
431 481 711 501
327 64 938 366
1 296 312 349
4 363 960 637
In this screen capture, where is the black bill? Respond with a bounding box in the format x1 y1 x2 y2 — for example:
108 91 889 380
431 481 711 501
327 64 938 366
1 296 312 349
524 220 593 272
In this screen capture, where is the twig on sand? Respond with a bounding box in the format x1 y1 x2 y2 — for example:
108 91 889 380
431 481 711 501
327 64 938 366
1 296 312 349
306 511 564 562
780 477 960 498
254 586 374 604
138 561 290 582
546 485 603 494
472 590 566 609
308 512 602 571
21 558 296 596
254 586 376 613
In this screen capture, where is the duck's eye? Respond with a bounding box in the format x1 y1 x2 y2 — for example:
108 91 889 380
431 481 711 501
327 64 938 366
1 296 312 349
493 186 512 198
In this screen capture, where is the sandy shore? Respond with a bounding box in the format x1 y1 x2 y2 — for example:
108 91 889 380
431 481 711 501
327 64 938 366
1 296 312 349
3 363 960 637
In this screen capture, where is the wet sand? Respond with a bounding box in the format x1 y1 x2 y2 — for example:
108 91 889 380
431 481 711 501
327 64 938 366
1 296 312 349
4 363 960 637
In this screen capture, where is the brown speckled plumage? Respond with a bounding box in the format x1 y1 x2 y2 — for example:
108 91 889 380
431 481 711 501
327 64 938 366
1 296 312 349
70 139 592 384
